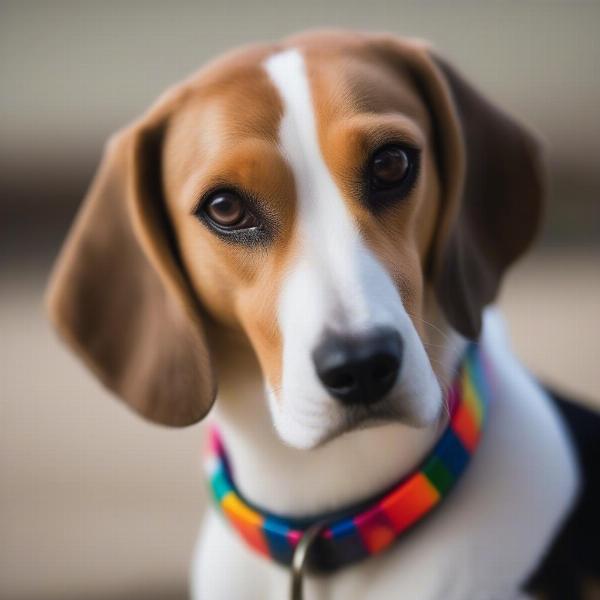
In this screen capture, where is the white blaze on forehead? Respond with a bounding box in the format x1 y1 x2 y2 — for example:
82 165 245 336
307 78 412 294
263 49 440 448
264 48 373 324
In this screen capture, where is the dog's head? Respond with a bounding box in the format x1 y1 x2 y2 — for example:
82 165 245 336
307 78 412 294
47 31 543 448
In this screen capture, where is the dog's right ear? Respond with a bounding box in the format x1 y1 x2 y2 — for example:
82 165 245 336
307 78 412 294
46 111 216 426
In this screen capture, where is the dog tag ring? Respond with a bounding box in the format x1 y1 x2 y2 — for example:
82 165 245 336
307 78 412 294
290 522 327 600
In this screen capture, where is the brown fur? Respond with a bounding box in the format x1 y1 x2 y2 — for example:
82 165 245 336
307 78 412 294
46 30 543 426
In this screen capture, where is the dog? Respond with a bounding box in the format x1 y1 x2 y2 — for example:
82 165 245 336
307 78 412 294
46 30 599 600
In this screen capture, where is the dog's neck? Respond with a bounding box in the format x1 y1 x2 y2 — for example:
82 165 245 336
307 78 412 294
208 302 466 517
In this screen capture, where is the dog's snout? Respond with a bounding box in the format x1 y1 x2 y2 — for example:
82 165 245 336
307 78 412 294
312 328 403 406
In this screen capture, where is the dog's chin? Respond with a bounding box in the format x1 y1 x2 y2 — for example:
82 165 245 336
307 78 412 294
272 395 444 451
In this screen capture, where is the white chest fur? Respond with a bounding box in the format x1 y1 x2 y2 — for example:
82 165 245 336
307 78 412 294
191 311 578 600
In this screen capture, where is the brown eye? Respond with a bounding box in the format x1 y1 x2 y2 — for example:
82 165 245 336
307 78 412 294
370 146 410 187
202 191 257 229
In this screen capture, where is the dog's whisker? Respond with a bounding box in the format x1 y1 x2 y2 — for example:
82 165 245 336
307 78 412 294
406 313 450 343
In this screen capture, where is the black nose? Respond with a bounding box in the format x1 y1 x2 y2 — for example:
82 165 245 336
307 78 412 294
312 328 403 406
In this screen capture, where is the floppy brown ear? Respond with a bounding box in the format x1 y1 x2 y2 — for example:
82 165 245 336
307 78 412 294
376 37 544 338
429 54 544 338
46 112 216 426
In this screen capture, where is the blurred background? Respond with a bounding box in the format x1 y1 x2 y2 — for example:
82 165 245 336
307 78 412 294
1 2 599 599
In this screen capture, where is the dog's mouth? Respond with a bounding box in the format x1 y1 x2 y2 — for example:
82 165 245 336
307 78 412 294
294 391 445 450
349 395 443 428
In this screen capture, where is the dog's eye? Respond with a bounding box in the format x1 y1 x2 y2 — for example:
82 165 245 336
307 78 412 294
371 147 409 186
201 191 258 230
366 145 419 205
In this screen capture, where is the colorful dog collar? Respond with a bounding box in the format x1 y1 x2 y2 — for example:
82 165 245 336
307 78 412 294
204 343 491 572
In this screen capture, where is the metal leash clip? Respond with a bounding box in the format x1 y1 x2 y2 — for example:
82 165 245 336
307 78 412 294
289 521 327 600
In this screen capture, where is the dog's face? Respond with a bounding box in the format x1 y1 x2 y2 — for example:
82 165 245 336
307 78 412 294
163 42 443 447
46 31 543 446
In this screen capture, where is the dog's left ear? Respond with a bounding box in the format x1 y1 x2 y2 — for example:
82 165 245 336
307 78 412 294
375 37 544 338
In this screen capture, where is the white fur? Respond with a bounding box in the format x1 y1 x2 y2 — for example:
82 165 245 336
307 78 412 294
192 310 578 600
190 48 578 600
263 48 441 450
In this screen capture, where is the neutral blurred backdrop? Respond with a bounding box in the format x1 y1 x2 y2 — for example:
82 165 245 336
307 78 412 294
1 2 599 599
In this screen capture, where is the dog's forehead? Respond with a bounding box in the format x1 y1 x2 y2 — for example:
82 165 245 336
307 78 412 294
163 34 432 214
168 48 282 150
292 40 429 125
175 35 428 148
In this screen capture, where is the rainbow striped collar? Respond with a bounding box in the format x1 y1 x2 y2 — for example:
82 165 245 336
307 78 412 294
204 343 491 572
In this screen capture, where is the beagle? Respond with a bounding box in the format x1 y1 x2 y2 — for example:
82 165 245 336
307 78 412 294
46 30 598 600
